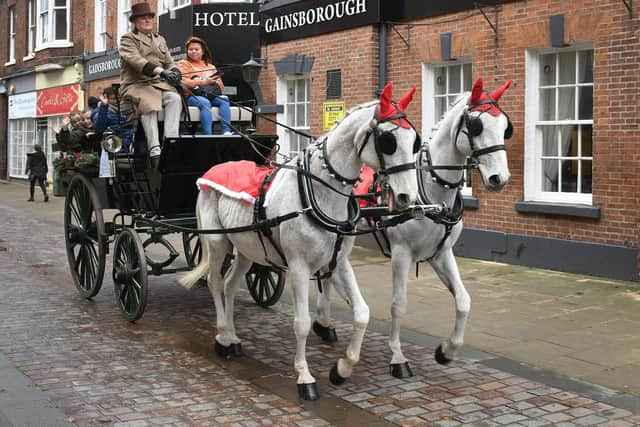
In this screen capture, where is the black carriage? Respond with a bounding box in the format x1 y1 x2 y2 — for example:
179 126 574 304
63 116 286 321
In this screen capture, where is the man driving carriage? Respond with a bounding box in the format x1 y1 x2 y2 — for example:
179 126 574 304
118 1 182 167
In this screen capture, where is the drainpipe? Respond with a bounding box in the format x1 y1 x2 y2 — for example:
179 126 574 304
377 22 387 96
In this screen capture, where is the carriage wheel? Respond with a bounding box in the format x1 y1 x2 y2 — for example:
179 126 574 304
246 264 285 308
64 174 106 299
112 228 148 322
182 232 202 268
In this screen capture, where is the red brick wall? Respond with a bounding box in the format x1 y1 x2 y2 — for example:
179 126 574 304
391 1 640 270
261 0 639 271
259 25 380 135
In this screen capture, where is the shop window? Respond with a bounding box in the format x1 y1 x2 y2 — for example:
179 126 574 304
94 0 108 52
7 7 16 64
276 76 311 158
37 0 71 49
423 61 473 194
8 119 37 179
525 47 594 204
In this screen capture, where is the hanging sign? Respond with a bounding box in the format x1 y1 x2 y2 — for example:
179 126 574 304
323 101 346 130
36 84 82 116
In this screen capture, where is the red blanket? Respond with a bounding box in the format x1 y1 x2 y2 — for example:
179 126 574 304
354 166 377 208
197 160 274 204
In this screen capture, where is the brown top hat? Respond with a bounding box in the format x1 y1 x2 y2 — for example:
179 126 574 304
129 2 155 21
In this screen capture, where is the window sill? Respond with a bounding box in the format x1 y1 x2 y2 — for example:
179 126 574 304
463 195 479 210
4 60 16 66
22 55 35 62
515 201 601 219
35 41 74 52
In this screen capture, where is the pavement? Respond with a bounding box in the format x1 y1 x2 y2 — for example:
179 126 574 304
0 179 639 426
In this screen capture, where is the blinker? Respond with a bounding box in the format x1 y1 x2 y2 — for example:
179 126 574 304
377 131 397 155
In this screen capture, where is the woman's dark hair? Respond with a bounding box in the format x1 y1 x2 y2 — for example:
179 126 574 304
185 36 213 65
34 144 42 152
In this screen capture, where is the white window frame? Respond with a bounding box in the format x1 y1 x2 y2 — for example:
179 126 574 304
36 0 72 51
422 59 473 195
24 0 37 60
276 75 312 158
94 0 108 52
6 7 16 65
524 44 594 205
117 0 132 42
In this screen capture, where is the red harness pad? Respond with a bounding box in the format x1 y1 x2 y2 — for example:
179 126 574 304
354 166 377 208
197 160 274 204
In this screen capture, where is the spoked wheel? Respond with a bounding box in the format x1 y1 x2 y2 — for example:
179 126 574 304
64 174 106 299
112 228 148 322
245 264 285 308
182 232 202 267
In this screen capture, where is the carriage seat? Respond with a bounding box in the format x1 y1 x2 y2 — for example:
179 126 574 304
157 106 253 123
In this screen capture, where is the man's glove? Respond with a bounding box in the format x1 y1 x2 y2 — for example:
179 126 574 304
160 69 182 87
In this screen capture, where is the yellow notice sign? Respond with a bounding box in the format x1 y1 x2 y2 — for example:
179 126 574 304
323 102 346 130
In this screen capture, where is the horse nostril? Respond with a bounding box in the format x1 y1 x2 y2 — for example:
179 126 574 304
488 175 501 187
397 193 410 209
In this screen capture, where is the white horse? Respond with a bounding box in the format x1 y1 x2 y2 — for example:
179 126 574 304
180 82 419 400
313 78 513 377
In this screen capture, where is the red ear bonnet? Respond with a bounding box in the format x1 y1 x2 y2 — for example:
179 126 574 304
468 77 512 116
376 83 415 128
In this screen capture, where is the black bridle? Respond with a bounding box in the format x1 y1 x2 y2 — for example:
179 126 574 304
357 104 421 178
454 97 513 159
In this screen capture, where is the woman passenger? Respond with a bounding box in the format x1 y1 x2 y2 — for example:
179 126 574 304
178 36 232 135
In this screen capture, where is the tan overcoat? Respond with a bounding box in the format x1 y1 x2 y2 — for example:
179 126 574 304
119 31 179 113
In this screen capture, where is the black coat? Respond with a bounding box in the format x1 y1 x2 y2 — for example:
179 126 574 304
26 151 48 179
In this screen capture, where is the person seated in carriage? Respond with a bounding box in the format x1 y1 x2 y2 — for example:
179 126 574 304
118 1 182 167
93 87 134 152
53 109 100 153
177 36 232 136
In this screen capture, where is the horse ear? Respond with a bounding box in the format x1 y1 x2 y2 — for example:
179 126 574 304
470 78 483 104
490 79 512 102
379 82 393 111
397 86 416 111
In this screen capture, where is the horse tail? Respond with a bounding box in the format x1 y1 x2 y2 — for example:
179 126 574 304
179 193 210 290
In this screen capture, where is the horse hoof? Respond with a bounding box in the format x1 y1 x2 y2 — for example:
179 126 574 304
214 341 241 359
297 383 320 401
329 363 346 385
435 344 452 365
313 321 338 343
390 362 413 378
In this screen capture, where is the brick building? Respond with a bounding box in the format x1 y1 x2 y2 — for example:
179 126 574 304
256 0 639 280
1 0 638 280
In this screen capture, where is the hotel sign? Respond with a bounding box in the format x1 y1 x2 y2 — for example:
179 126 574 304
260 0 379 43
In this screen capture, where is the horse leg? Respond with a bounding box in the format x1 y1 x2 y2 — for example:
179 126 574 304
313 276 338 343
205 238 235 356
217 253 253 358
389 250 413 378
328 259 369 386
429 248 470 364
288 261 319 400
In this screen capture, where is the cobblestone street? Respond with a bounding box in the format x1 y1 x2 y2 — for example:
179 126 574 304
0 200 639 426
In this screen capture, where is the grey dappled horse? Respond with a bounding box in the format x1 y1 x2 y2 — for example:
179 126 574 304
314 78 513 377
180 83 420 400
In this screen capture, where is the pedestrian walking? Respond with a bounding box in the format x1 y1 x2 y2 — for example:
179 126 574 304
25 144 49 202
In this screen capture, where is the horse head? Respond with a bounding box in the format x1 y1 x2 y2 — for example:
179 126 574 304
454 78 512 192
355 82 419 211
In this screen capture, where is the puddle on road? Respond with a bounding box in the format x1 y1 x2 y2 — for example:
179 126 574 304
149 330 393 427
